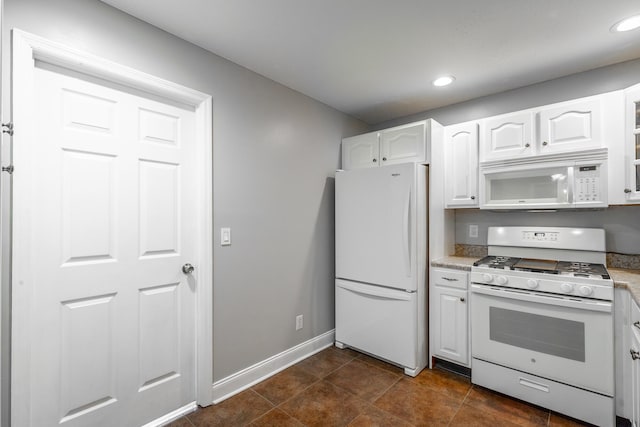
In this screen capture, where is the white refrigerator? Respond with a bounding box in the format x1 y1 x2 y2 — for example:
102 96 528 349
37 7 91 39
335 162 428 376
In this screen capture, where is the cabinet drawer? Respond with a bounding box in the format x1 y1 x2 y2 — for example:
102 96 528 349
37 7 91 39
433 268 468 290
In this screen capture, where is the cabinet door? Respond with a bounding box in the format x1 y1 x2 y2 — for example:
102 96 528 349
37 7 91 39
432 284 468 366
444 122 478 208
624 85 640 202
342 132 379 169
380 122 426 166
631 300 640 427
481 112 534 161
538 99 601 155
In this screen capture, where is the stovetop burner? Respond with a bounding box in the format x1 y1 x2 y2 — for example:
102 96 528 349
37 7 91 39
473 255 610 279
556 261 610 279
473 255 519 269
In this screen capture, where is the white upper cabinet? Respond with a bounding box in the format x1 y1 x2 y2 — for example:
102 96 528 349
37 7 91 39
480 96 605 162
624 84 640 203
380 122 427 166
481 111 534 161
341 132 380 169
538 99 601 154
342 121 429 169
444 122 478 208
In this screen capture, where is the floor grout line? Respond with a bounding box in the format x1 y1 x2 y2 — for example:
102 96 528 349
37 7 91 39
446 385 475 427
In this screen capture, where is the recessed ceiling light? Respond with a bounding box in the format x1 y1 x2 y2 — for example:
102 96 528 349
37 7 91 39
433 75 455 87
611 14 640 32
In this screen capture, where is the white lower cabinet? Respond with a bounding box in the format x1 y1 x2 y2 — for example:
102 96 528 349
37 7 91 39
631 298 640 427
430 268 469 366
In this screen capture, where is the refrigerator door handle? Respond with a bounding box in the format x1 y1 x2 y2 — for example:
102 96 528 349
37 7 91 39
337 280 412 301
402 187 411 277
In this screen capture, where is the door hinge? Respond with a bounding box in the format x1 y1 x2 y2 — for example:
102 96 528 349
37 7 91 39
2 165 14 174
2 122 14 136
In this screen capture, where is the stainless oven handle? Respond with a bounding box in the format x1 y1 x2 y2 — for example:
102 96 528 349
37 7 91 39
471 284 612 313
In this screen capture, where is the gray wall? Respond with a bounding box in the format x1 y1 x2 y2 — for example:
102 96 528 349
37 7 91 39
2 0 368 386
372 59 640 256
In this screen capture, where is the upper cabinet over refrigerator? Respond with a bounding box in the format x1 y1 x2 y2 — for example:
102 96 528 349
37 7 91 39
335 163 422 291
341 120 430 170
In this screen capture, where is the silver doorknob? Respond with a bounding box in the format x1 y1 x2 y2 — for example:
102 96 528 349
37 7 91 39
182 263 195 274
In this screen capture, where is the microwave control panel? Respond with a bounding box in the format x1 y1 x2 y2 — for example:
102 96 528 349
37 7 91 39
574 165 600 202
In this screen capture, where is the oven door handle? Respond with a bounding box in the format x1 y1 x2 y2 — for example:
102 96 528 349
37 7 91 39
470 284 612 313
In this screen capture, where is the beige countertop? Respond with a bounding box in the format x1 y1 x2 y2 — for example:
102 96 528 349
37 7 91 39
610 268 640 305
431 258 640 305
430 256 476 271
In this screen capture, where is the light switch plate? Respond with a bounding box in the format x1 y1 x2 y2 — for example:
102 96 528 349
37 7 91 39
469 224 479 238
221 227 231 246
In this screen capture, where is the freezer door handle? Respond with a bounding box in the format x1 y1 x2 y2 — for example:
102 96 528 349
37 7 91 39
337 281 412 301
402 187 411 277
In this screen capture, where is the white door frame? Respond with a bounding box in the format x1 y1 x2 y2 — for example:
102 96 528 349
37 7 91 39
10 29 213 425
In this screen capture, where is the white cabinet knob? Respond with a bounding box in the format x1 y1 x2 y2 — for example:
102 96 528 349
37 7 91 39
578 285 593 296
526 279 539 289
495 276 508 285
560 283 574 293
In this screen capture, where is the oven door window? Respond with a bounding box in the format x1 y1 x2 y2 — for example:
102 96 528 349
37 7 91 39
489 307 585 362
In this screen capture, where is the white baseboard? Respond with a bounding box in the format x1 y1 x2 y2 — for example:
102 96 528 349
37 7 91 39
212 329 335 404
142 401 197 427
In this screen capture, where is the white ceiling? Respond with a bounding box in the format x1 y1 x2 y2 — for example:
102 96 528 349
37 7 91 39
101 0 640 124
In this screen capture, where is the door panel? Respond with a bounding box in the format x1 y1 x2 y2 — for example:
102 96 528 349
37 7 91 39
60 294 117 422
139 160 180 257
336 163 416 291
62 150 117 264
138 283 180 390
23 61 197 426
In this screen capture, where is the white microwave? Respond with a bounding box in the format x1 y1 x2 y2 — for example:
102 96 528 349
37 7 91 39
479 150 608 210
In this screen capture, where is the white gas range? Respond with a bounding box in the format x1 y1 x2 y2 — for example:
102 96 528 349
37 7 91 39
470 226 614 427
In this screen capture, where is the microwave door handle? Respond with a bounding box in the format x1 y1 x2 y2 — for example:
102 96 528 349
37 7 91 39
567 166 574 204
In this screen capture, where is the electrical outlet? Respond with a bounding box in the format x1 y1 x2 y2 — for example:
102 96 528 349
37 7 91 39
469 224 479 238
295 315 303 331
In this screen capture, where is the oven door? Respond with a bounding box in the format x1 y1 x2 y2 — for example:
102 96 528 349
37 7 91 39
470 284 613 395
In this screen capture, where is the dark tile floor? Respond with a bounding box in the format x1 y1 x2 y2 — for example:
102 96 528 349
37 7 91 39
169 346 602 427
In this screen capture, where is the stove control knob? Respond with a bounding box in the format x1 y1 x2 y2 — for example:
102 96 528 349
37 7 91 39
560 283 574 293
578 285 593 296
482 273 493 283
495 276 508 285
526 279 539 289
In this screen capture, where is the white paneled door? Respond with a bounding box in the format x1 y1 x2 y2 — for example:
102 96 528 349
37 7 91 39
17 61 198 426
